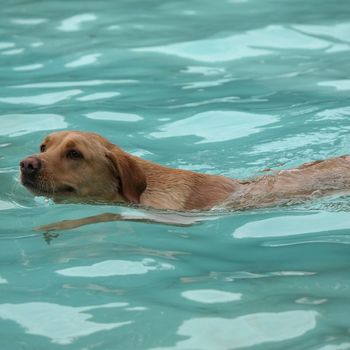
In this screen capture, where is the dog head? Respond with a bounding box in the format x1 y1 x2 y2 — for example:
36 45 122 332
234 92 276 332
20 131 147 204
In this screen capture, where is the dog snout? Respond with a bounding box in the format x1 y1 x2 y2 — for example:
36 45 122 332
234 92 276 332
20 156 42 176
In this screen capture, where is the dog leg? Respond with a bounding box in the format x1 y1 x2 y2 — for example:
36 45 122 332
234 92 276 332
34 212 204 233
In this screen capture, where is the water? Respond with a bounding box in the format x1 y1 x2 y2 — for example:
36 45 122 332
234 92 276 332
1 0 350 349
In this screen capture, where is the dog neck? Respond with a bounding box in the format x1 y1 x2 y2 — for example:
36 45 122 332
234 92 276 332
129 156 238 211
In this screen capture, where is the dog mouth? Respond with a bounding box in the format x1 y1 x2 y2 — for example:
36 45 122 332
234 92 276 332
21 176 37 189
21 176 77 196
59 185 76 194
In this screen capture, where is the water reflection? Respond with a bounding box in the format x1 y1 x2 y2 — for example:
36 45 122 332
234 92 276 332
77 92 120 101
11 79 136 88
252 132 338 153
13 64 43 71
182 66 226 76
1 1 349 349
136 25 331 62
152 311 317 350
30 41 44 48
315 107 350 121
57 13 97 32
294 23 350 43
317 342 350 350
181 270 315 284
2 48 24 55
318 80 350 91
0 114 67 137
0 90 82 105
181 78 233 90
85 111 143 122
56 258 174 277
150 111 277 143
182 289 241 303
0 200 17 211
11 18 47 25
234 212 350 238
0 42 15 50
65 53 101 68
0 302 132 345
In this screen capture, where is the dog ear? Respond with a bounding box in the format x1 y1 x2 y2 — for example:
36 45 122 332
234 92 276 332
106 148 147 204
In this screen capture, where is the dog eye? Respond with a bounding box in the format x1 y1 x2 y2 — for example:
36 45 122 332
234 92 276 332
66 149 83 160
40 144 46 152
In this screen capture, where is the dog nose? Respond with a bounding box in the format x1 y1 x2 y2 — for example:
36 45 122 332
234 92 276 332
20 156 42 175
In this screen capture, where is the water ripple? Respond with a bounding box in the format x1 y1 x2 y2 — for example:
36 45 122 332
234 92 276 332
0 42 15 50
151 311 318 350
150 111 278 143
57 13 97 32
182 289 242 303
56 258 174 277
234 212 350 239
65 53 101 68
77 92 120 101
0 90 82 105
11 79 136 88
181 77 234 90
0 302 131 345
318 80 350 91
0 200 17 211
182 66 226 76
13 64 43 71
252 132 338 154
1 48 24 55
85 111 143 122
0 113 67 136
293 23 350 43
11 18 47 25
135 25 331 62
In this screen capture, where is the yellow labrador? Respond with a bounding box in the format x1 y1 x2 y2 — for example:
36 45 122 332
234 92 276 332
20 131 350 231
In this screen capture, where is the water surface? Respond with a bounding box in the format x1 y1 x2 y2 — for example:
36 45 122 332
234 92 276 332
1 0 350 349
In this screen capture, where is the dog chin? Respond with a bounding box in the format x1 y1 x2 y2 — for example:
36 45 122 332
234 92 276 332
22 178 77 197
21 179 43 195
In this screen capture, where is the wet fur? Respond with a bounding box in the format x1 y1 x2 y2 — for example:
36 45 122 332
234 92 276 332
20 130 350 211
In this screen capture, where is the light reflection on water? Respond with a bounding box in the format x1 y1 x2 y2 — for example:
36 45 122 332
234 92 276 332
1 0 350 349
151 311 318 350
0 302 132 345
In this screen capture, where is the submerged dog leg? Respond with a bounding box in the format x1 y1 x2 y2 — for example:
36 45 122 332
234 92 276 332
34 212 202 232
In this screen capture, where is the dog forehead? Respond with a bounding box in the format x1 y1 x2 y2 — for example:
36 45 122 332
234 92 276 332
44 131 107 147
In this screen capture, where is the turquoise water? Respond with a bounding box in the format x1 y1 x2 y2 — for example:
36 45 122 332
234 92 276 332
1 0 350 349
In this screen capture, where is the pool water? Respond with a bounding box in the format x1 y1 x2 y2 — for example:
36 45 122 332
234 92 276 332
1 0 350 349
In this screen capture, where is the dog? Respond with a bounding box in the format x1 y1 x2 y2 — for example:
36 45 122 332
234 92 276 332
20 130 350 214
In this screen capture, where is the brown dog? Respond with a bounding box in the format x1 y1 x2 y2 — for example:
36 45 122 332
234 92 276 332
20 130 350 212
